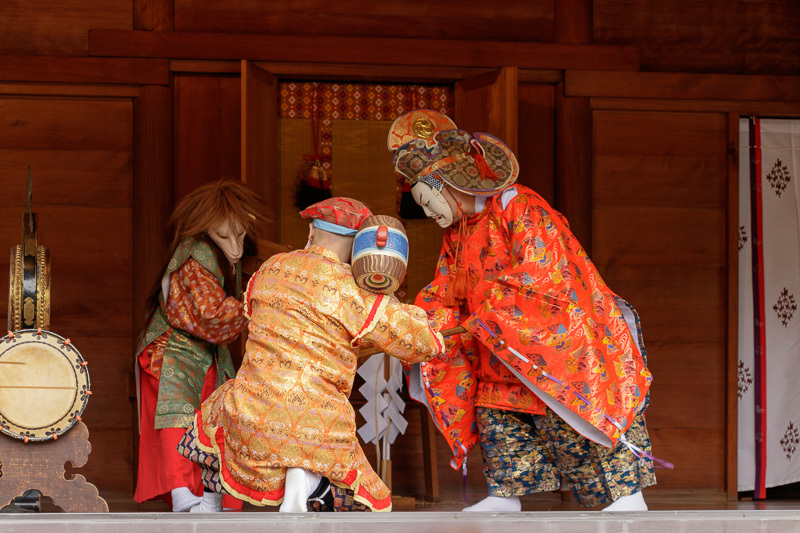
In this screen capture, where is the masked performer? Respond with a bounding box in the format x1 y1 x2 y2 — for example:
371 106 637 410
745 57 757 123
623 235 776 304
134 179 267 512
178 197 445 513
388 110 659 512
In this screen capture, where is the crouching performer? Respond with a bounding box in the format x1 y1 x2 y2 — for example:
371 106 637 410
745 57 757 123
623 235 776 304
389 110 665 512
178 197 445 512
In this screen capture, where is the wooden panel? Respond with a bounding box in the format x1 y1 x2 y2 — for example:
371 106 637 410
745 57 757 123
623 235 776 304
0 150 131 207
567 71 800 103
76 337 137 429
592 108 730 494
0 56 169 86
644 342 727 489
595 155 727 210
0 94 134 495
134 0 174 31
0 0 130 57
0 98 132 152
174 0 554 42
555 0 592 44
594 0 800 75
594 208 726 270
648 428 725 490
455 68 519 154
646 342 726 430
81 428 136 495
241 61 278 241
517 84 555 205
0 206 132 329
174 75 242 202
594 110 728 157
604 266 727 346
89 30 641 71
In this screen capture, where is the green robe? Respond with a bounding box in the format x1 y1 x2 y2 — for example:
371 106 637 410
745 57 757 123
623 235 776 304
138 237 240 429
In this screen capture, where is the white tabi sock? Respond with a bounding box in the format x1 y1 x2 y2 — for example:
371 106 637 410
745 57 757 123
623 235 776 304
171 487 202 512
280 467 322 513
462 495 521 512
602 491 648 511
189 491 223 513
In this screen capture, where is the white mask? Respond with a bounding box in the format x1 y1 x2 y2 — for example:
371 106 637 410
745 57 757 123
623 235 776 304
411 182 454 228
208 218 246 264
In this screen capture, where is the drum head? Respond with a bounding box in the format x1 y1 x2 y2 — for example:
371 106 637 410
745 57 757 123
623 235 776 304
0 330 90 442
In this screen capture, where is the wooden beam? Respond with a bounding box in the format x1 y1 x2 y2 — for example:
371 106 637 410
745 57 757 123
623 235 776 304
89 30 640 71
0 56 169 86
169 59 564 85
173 4 556 44
590 97 800 116
0 83 140 98
567 70 800 102
170 60 241 74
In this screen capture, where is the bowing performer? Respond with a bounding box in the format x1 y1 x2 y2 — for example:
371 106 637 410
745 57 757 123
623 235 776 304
134 179 267 512
388 110 662 512
178 197 445 512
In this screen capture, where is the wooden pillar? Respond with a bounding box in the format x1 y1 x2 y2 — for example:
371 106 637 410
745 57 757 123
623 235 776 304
133 85 173 340
725 111 740 501
554 86 593 254
517 84 555 205
132 84 173 487
555 0 593 251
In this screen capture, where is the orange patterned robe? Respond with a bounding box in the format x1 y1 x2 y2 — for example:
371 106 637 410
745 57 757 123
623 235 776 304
188 245 444 511
411 185 652 470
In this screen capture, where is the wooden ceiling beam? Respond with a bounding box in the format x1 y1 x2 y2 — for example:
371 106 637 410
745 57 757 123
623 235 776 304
168 60 564 84
90 30 639 72
566 70 800 103
0 56 169 86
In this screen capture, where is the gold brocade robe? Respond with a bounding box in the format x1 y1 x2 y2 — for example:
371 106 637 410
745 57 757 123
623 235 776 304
192 246 444 511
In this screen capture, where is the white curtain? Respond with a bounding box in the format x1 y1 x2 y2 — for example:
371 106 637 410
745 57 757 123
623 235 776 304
738 118 800 494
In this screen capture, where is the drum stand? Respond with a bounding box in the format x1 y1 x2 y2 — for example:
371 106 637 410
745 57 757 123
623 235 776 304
0 421 108 512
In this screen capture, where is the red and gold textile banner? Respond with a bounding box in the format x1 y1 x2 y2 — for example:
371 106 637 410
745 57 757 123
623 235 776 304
280 82 454 172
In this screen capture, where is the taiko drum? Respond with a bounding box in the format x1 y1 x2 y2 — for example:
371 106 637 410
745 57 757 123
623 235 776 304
0 329 91 442
351 215 408 294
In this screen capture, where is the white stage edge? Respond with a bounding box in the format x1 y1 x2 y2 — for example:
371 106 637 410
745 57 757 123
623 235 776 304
1 511 799 533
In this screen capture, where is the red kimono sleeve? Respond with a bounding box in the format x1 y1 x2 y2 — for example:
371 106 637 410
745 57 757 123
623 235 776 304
412 237 480 470
164 257 247 346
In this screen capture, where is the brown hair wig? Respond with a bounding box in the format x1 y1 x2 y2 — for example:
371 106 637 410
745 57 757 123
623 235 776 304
139 179 269 340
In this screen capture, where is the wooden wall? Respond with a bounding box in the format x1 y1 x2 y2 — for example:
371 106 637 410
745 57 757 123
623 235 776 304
0 92 135 493
592 109 730 491
1 0 800 507
594 0 800 75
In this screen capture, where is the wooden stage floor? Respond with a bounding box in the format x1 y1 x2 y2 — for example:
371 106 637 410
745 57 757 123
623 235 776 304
99 485 800 513
4 487 800 533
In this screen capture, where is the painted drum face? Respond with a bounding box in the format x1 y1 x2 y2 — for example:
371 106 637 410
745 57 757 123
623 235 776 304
0 329 91 442
351 215 409 294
